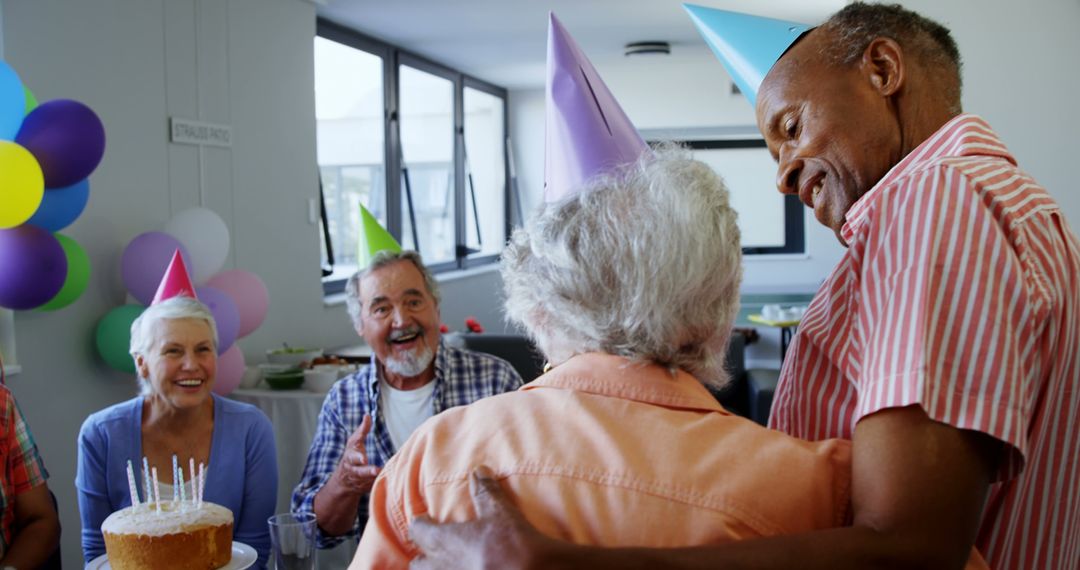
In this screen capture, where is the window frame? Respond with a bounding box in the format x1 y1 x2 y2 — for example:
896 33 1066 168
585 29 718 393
316 19 511 295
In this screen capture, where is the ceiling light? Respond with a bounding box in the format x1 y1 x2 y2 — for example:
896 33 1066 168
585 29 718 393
624 41 671 56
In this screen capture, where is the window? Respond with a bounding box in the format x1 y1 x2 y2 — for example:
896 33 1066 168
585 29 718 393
314 34 387 285
678 139 804 255
399 63 455 264
315 21 510 294
463 85 507 259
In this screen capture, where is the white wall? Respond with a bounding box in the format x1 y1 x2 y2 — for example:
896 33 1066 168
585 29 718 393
0 0 510 563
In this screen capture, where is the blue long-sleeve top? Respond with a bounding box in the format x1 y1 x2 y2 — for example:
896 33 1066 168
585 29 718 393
76 394 278 568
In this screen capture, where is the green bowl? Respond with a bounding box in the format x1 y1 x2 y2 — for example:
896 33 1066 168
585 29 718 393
264 371 304 390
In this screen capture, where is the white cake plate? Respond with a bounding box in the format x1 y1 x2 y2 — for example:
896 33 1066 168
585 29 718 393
87 541 256 569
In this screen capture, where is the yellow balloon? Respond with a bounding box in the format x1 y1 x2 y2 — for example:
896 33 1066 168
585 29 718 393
0 141 45 229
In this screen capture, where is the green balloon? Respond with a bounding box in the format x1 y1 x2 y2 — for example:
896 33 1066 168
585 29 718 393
37 234 90 311
23 86 36 115
95 305 144 374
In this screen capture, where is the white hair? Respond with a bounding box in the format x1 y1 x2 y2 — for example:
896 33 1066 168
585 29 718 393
501 147 742 387
344 250 441 329
129 296 218 394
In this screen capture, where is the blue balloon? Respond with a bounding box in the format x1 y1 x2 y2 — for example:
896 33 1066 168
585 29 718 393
25 178 90 232
0 61 24 141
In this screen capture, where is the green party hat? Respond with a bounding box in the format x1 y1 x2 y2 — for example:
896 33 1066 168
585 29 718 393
358 204 401 268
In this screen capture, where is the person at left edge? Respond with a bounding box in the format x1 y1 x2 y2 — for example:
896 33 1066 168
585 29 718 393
0 383 60 569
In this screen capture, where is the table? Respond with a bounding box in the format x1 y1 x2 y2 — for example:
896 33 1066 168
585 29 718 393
747 314 801 361
230 388 357 568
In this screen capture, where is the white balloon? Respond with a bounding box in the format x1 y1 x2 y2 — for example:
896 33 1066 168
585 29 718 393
163 207 231 284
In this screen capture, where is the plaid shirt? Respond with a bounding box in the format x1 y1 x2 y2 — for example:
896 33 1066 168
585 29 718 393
291 340 523 547
0 386 48 559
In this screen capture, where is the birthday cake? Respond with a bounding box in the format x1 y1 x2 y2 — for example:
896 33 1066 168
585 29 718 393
101 501 233 570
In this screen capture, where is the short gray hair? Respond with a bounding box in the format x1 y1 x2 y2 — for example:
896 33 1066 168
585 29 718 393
819 2 962 112
502 147 742 387
129 296 219 393
344 250 441 329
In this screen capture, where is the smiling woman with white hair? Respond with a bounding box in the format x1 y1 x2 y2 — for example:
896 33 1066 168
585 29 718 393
352 149 854 569
76 295 278 567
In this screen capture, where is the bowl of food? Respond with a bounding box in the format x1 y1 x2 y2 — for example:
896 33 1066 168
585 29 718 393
303 368 339 393
263 368 304 390
266 346 323 367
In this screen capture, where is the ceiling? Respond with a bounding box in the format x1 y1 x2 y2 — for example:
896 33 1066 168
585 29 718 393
315 0 847 90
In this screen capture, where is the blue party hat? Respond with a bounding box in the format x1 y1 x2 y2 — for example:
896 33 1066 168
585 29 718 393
684 4 811 107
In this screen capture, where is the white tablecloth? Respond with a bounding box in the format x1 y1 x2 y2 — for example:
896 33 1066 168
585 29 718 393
230 388 357 568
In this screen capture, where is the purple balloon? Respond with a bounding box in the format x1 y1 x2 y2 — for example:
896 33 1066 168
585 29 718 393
16 99 106 189
120 232 191 305
0 225 67 310
195 286 240 354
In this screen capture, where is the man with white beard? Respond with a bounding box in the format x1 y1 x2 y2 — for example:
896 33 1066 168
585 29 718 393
292 250 523 548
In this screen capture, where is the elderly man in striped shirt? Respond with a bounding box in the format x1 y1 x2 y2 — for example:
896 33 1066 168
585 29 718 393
407 4 1079 569
291 250 523 549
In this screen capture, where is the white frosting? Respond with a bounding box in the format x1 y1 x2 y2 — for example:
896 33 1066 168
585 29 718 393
102 501 233 536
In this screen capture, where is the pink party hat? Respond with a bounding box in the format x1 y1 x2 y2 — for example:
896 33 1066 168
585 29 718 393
544 12 649 203
151 249 198 305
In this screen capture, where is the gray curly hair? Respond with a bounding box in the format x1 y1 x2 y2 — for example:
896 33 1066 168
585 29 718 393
819 2 963 113
344 250 441 329
129 296 219 395
502 147 742 387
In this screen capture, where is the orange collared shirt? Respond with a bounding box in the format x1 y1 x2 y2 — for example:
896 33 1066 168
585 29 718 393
352 353 852 568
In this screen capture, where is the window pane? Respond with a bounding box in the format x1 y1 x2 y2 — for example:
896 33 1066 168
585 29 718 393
399 65 455 264
314 37 385 283
463 87 506 258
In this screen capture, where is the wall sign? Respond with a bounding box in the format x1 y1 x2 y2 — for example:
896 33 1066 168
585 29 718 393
169 117 232 148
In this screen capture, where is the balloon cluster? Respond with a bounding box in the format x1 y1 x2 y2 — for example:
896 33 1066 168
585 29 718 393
0 61 105 311
95 207 270 396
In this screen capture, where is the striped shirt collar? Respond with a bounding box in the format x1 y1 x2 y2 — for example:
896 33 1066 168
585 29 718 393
841 114 1015 244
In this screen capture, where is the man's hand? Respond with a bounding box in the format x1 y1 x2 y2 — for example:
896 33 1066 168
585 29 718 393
410 466 562 570
313 414 382 537
405 406 998 570
334 414 381 494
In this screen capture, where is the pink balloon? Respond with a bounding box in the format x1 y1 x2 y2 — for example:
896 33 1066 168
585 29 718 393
213 344 245 396
206 269 270 338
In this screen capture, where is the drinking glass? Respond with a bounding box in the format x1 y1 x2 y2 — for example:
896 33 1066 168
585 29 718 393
268 512 317 570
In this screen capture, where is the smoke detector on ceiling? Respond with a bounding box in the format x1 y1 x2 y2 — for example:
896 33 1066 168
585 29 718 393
624 41 671 56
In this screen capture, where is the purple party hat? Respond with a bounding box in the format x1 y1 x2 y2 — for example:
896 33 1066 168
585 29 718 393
544 13 649 203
